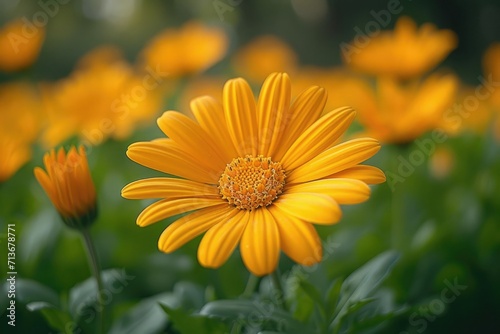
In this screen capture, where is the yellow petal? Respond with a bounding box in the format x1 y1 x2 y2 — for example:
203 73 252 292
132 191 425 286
285 178 370 204
281 107 356 171
223 78 258 156
127 140 219 184
122 177 220 199
136 197 223 227
240 208 280 276
328 165 386 184
256 72 291 157
269 205 322 265
157 111 227 171
158 205 237 253
273 193 341 224
197 210 249 268
273 86 327 161
288 138 380 184
190 95 238 161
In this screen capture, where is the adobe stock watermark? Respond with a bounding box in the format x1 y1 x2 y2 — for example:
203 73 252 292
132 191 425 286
58 269 135 334
212 0 243 21
400 277 467 334
8 0 72 54
340 0 407 63
386 73 500 191
79 64 168 154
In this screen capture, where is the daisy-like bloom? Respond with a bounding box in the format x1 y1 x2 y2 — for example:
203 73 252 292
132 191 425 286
0 136 32 182
292 67 375 115
41 46 165 147
0 81 42 181
0 18 45 72
178 75 225 118
453 85 493 135
482 43 500 111
34 146 97 229
429 147 454 180
343 16 457 79
122 73 385 276
140 21 228 78
354 74 459 144
232 35 298 83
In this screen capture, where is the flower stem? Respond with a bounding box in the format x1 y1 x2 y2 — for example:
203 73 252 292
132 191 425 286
80 227 105 334
391 144 408 250
242 274 260 298
270 269 287 311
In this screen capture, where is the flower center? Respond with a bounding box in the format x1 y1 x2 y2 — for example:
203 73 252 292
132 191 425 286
218 155 286 210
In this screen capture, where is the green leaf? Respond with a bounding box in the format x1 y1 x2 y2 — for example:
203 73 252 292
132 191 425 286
326 279 343 317
26 301 74 333
68 268 134 320
172 281 205 310
19 209 62 266
297 278 327 322
330 251 400 331
289 283 315 323
298 279 324 308
108 292 180 334
160 304 228 334
1 278 60 310
200 299 307 333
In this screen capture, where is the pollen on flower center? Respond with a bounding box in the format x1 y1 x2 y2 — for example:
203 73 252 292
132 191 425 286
218 155 286 210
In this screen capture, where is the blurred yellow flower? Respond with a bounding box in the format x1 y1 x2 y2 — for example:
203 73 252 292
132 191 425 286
343 16 457 79
0 82 42 181
140 21 228 78
178 75 225 118
34 146 97 229
482 43 500 110
0 137 32 183
452 85 493 134
355 74 459 144
292 67 375 116
122 72 385 276
429 146 454 180
41 46 165 147
0 18 45 72
232 35 298 83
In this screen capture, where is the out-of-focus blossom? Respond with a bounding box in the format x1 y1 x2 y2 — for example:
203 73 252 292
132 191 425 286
292 67 376 116
232 35 298 83
354 74 459 144
140 21 228 78
451 85 494 134
482 43 500 110
41 46 166 148
0 82 42 181
178 75 225 118
343 16 457 79
34 146 97 229
429 146 454 180
0 18 45 72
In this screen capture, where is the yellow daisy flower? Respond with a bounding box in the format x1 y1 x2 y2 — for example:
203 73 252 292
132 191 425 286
34 146 97 229
355 74 459 144
0 18 45 72
0 81 42 181
343 16 457 79
40 46 165 147
232 35 298 83
0 136 32 183
140 21 228 78
122 73 385 276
